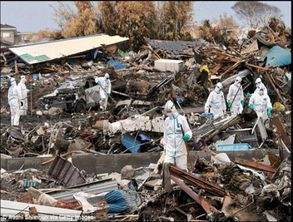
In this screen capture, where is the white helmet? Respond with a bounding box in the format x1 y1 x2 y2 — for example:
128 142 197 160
105 73 110 79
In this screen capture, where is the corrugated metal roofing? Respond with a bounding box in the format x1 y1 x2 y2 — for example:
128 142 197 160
48 156 86 187
9 34 129 65
47 179 118 200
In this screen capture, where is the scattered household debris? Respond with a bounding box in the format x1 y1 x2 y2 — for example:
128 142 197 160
0 20 291 221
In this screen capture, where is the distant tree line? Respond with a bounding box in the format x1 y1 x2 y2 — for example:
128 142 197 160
41 1 193 51
36 1 285 51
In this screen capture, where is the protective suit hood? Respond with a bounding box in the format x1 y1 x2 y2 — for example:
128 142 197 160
20 75 26 83
164 100 178 116
214 82 223 94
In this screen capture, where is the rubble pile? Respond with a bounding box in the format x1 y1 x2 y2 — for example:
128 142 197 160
0 153 290 221
0 19 291 221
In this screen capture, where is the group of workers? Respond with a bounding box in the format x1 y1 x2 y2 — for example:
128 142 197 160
7 73 112 126
7 76 29 126
7 72 272 174
161 76 272 172
204 77 272 122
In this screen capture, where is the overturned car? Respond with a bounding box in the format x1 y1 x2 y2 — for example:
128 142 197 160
40 75 101 113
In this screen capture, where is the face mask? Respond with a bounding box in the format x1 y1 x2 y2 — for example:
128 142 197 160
259 90 264 96
215 86 221 93
165 110 172 117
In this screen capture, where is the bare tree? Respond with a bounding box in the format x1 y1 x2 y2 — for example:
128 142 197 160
232 1 282 28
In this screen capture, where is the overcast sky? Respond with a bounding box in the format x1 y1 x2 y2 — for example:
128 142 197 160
1 1 291 32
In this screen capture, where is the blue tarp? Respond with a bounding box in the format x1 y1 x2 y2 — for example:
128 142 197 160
121 133 141 153
107 58 128 69
264 45 291 67
217 143 251 151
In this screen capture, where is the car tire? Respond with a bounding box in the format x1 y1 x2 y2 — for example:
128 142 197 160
74 100 86 113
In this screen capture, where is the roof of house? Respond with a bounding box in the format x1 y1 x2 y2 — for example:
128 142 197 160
9 33 129 65
1 24 16 29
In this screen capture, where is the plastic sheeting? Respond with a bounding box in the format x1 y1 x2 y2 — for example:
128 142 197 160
265 46 291 67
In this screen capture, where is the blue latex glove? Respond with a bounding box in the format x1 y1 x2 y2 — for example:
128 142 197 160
96 82 100 85
249 104 255 109
267 107 272 118
241 100 245 107
227 101 232 109
246 92 252 98
182 134 191 141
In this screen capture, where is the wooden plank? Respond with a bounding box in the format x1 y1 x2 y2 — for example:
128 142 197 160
234 158 277 173
211 63 224 75
221 61 242 77
271 115 291 149
245 63 271 71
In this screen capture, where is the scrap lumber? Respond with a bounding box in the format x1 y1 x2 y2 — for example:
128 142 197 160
170 175 218 214
204 116 241 142
264 72 288 107
221 61 242 77
234 158 277 173
211 63 223 75
169 165 228 197
271 115 291 149
245 63 271 71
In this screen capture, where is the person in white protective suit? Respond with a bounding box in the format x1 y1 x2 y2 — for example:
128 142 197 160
162 100 192 171
227 76 244 115
249 86 272 122
8 78 21 126
18 75 28 116
254 77 268 95
204 82 226 119
95 73 112 111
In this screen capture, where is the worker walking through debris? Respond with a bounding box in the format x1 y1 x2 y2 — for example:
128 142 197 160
17 75 29 116
162 100 192 171
8 78 21 126
95 73 112 111
254 77 268 95
249 86 272 122
204 82 226 119
227 76 244 115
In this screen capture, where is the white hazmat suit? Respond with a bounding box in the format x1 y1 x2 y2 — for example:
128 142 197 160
254 78 268 95
249 86 272 122
163 100 192 170
18 75 28 116
227 77 244 115
95 73 111 111
205 82 226 119
8 78 21 126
